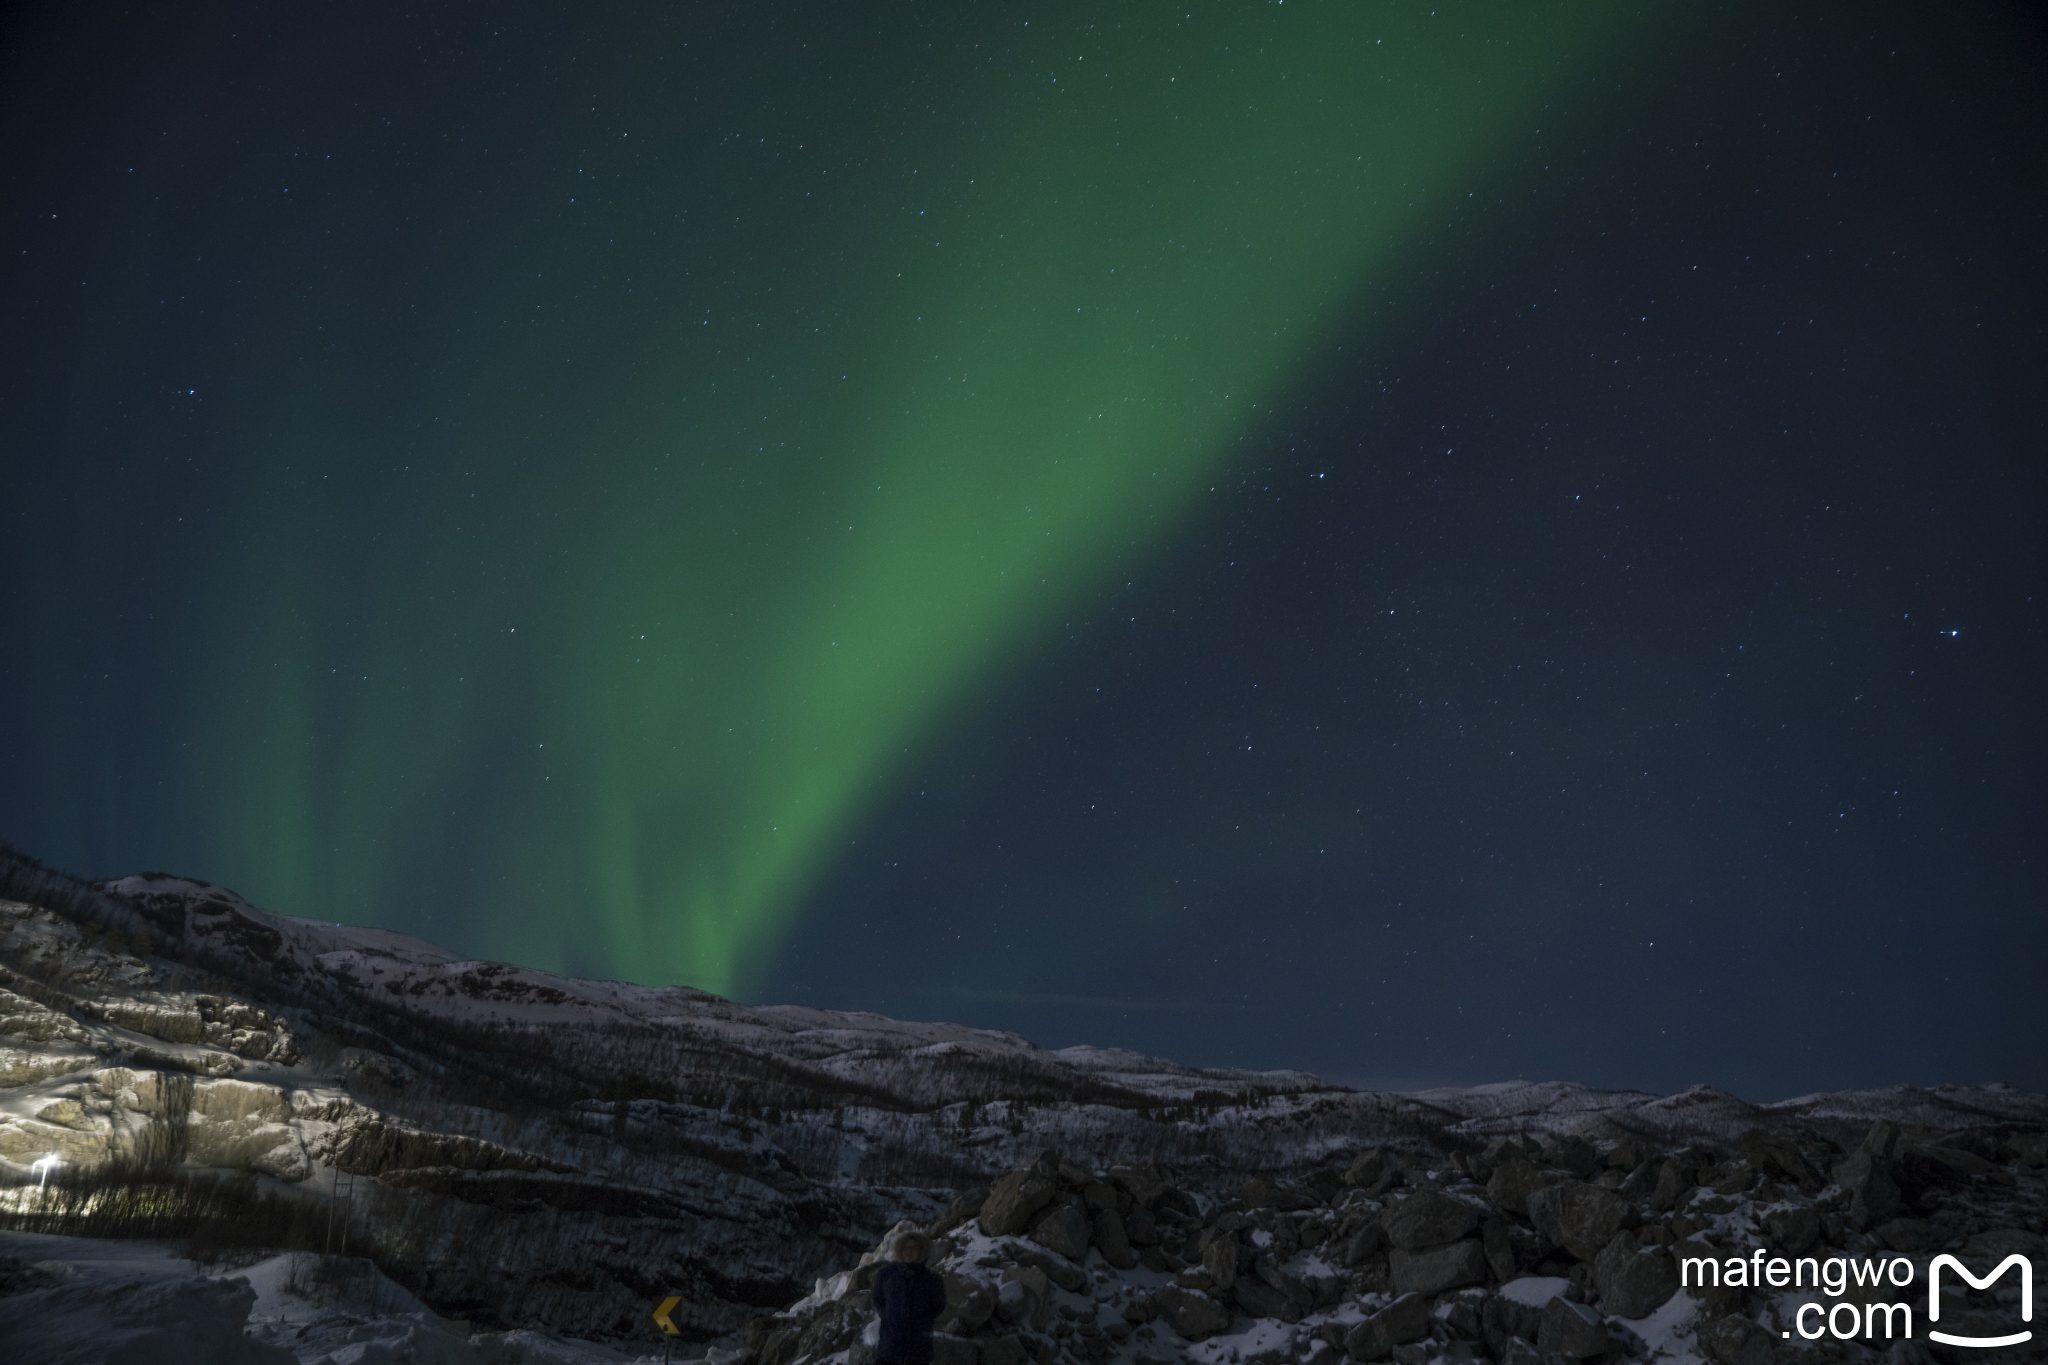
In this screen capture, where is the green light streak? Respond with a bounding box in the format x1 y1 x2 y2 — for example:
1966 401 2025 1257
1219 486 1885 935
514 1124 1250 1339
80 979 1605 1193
193 6 1633 994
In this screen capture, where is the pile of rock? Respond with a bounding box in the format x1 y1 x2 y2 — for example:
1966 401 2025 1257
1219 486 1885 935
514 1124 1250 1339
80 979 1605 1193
742 1119 2046 1365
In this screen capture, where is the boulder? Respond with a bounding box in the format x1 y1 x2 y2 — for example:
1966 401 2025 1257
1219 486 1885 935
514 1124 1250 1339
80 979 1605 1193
1122 1201 1160 1246
1078 1181 1118 1210
1093 1208 1136 1270
1861 1120 1903 1160
1604 1138 1650 1171
1108 1163 1174 1206
1390 1238 1489 1297
1240 1177 1322 1212
1649 1162 1694 1212
1254 1253 1315 1308
1345 1221 1390 1267
980 1170 1060 1237
1488 1158 1570 1217
795 1302 866 1360
996 1269 1047 1329
938 1274 996 1335
1482 1218 1519 1283
1003 1246 1086 1293
1831 1149 1900 1230
1616 1158 1662 1202
1743 1131 1825 1193
1345 1149 1391 1188
1027 1195 1091 1261
1488 1137 1540 1162
1382 1190 1481 1249
1233 1276 1300 1322
1344 1292 1432 1361
1670 1238 1745 1319
929 1333 980 1365
1762 1205 1819 1255
1295 1259 1350 1309
1152 1285 1231 1342
928 1185 989 1237
1537 1297 1610 1359
1593 1231 1680 1319
1527 1180 1633 1260
1698 1314 1777 1365
1200 1212 1252 1249
1202 1233 1241 1290
1448 1150 1492 1184
1544 1137 1600 1179
1482 1295 1544 1359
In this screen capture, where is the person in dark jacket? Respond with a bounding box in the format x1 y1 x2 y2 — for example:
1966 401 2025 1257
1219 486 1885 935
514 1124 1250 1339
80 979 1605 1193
873 1229 947 1365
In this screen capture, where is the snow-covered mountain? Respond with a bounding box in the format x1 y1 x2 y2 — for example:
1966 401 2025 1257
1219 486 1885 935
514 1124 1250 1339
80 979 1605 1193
0 849 2041 1361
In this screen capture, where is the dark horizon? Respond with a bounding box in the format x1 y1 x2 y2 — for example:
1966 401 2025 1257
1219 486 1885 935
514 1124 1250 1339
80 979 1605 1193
3 2 2042 1102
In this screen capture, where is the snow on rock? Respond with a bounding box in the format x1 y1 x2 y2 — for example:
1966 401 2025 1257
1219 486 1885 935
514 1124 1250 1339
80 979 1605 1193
0 854 2044 1355
0 1231 295 1363
0 1231 650 1364
1495 1275 1570 1308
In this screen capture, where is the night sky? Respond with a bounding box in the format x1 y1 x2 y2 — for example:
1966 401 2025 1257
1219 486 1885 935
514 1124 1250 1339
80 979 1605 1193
3 4 2042 1101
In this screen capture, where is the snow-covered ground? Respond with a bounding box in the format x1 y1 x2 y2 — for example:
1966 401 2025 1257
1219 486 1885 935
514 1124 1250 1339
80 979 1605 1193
0 1229 681 1364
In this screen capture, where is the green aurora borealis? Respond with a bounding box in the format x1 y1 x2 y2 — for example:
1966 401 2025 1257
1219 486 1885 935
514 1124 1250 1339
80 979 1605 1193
27 6 1635 995
12 0 2048 1095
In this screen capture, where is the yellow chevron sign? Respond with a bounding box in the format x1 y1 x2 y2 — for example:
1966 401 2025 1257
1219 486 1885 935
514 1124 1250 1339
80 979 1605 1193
653 1295 682 1336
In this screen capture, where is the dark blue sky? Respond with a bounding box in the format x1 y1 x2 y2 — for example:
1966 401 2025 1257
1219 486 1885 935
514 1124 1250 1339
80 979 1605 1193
2 2 2041 1100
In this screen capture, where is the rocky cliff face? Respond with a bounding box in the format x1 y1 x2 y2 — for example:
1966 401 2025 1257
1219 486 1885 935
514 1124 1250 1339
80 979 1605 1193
0 851 2041 1357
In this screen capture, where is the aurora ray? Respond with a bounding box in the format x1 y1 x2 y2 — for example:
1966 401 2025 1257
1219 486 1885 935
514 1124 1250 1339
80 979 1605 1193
23 5 1634 995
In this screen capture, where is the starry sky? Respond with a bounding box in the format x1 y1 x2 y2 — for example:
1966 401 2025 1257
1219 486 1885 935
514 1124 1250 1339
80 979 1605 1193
2 3 2041 1100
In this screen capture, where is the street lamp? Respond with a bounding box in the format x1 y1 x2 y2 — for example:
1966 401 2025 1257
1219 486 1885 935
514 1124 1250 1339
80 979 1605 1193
31 1153 59 1191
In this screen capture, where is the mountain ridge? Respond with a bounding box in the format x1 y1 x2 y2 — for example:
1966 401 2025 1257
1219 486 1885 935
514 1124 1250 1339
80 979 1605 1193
0 847 2041 1351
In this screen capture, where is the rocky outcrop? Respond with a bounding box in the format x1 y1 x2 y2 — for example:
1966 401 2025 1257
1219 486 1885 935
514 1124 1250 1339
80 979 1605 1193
327 1118 577 1177
1344 1291 1431 1360
1528 1178 1633 1260
1390 1237 1489 1296
1591 1230 1679 1318
90 995 299 1064
979 1167 1059 1237
731 1116 2048 1365
0 1044 96 1086
0 988 87 1045
1381 1189 1480 1248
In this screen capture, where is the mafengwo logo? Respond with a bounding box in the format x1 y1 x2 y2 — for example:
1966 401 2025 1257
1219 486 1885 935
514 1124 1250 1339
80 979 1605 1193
1682 1249 2034 1347
1929 1254 2033 1349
